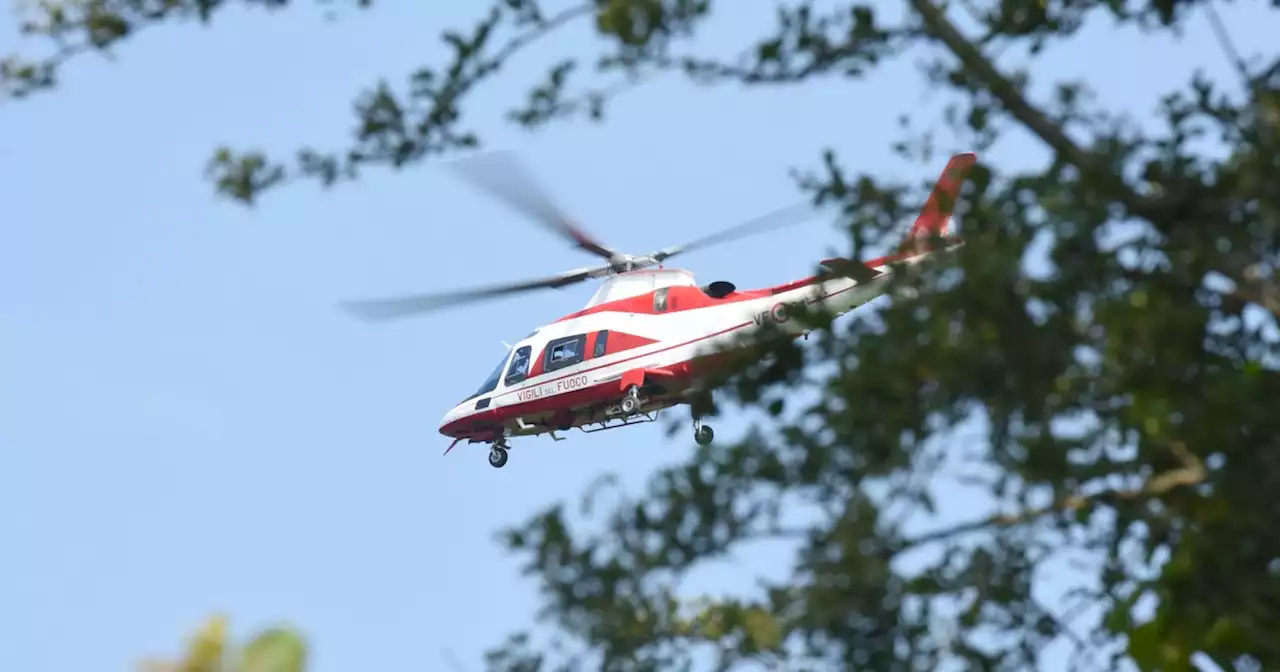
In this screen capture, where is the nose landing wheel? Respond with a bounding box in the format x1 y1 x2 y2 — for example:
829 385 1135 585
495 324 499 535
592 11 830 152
488 442 509 468
693 422 714 446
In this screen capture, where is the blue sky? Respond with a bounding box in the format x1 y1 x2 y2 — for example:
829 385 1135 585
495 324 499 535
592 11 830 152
2 2 1275 670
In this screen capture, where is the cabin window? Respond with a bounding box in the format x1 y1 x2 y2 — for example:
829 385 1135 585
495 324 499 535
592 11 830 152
504 346 532 385
593 330 610 358
654 287 669 313
545 334 587 373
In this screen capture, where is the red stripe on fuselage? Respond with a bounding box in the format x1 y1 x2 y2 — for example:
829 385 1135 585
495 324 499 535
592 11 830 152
528 330 658 378
606 330 659 354
555 284 780 321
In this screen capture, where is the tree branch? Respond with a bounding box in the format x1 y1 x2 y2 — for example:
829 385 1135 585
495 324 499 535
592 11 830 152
900 442 1206 552
909 0 1105 181
910 0 1280 321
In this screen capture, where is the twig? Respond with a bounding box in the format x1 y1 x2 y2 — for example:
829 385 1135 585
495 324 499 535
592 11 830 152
442 647 469 672
490 3 595 65
1203 3 1250 90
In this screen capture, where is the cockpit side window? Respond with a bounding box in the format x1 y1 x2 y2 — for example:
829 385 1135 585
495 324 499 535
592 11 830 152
504 345 532 386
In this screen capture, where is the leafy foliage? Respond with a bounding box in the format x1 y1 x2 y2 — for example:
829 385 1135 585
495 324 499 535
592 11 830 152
9 0 1280 670
138 615 307 672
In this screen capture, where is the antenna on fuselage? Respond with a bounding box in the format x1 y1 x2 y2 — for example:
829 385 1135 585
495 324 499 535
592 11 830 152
500 341 514 350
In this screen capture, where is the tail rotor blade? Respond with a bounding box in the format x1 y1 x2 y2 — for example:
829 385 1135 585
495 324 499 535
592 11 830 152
447 151 620 261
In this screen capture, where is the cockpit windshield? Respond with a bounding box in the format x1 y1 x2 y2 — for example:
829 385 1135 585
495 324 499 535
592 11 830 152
468 354 509 401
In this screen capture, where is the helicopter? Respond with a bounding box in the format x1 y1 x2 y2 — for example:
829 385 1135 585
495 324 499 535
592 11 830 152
343 151 977 468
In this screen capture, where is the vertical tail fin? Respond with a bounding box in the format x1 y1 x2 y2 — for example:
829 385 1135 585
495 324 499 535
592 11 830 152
897 152 977 254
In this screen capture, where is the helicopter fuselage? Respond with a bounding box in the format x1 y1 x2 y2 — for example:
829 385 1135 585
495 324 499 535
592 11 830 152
396 150 979 468
438 242 956 447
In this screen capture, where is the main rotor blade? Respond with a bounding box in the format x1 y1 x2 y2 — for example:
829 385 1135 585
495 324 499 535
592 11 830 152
341 267 601 322
650 201 820 263
447 151 620 261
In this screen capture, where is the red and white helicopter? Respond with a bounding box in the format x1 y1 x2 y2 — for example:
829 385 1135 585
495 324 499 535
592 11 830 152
344 151 976 468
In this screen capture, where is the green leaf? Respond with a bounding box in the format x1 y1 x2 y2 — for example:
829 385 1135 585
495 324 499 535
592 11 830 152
240 628 307 672
1204 616 1247 652
1126 621 1160 672
1127 617 1195 672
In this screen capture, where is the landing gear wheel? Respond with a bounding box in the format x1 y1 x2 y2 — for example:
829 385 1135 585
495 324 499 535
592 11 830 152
488 445 509 469
694 424 715 446
620 385 642 416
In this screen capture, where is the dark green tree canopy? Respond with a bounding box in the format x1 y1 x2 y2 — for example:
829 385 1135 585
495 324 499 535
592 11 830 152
9 1 1279 670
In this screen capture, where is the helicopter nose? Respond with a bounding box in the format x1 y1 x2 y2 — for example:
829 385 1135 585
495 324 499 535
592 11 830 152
438 402 471 437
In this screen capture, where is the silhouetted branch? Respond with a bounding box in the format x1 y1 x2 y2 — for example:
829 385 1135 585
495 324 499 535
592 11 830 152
901 442 1206 552
910 0 1280 320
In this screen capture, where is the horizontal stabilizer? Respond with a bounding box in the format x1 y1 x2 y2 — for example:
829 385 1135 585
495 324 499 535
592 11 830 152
820 257 884 284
